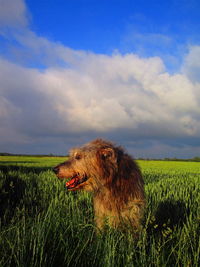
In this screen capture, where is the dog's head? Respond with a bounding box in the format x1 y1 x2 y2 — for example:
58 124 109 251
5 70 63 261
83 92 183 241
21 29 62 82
53 139 120 192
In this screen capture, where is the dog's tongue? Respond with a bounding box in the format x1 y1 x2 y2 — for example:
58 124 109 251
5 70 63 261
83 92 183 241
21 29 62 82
66 177 79 189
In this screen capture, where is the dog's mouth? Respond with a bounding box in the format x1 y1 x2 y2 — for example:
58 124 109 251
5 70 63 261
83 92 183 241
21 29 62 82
65 173 87 190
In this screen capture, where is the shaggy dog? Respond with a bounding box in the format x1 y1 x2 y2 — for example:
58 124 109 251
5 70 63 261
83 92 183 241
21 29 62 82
53 139 145 231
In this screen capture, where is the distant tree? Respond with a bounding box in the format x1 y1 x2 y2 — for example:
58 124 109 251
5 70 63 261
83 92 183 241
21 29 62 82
192 156 200 162
0 153 12 156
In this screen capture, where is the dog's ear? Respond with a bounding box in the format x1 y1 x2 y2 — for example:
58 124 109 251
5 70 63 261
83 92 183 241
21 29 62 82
96 147 117 180
100 147 117 163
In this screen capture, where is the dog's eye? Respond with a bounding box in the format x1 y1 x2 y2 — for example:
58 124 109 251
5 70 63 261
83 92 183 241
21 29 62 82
75 154 82 160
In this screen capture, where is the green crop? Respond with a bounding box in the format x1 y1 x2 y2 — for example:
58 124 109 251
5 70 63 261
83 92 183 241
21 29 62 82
0 156 199 267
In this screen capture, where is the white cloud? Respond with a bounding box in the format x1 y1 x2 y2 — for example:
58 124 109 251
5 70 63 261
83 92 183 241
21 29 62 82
12 30 86 67
0 0 29 29
0 50 200 143
182 45 200 83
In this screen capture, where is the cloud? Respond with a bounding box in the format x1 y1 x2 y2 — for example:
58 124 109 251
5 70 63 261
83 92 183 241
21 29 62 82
182 45 200 83
0 0 29 29
121 13 188 73
11 30 87 67
124 31 173 54
0 51 200 150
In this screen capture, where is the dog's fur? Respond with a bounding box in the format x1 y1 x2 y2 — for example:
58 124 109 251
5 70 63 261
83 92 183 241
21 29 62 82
54 139 145 231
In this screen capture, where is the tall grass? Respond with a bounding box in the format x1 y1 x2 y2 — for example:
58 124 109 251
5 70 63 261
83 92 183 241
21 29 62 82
0 157 200 266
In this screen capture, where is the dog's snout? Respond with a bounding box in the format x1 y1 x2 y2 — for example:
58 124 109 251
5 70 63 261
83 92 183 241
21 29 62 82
53 166 59 174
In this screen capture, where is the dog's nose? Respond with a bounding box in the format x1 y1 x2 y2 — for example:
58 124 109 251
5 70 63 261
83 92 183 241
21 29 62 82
53 166 59 174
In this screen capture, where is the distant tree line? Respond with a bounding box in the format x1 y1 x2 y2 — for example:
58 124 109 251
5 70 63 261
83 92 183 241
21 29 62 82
137 156 200 162
1 152 200 162
0 152 66 157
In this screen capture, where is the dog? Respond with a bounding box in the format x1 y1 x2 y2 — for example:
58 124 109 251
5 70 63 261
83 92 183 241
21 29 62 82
53 139 145 231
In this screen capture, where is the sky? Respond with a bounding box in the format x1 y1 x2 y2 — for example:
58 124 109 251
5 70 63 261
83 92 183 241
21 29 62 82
0 0 200 158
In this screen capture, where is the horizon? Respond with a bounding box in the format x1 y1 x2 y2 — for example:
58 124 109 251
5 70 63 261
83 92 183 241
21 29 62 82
0 0 200 158
1 151 200 161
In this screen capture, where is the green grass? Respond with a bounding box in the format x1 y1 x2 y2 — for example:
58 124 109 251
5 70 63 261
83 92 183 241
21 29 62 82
0 156 200 267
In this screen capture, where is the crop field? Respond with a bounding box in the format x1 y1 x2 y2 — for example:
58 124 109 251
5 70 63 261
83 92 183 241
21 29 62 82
0 156 200 267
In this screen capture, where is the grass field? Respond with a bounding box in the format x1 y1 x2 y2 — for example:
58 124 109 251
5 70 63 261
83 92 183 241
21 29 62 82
0 156 200 267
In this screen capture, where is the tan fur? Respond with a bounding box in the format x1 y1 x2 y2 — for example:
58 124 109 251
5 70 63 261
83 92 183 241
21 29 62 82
54 139 145 231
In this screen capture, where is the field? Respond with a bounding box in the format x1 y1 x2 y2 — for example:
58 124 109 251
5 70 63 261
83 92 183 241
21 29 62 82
0 156 200 267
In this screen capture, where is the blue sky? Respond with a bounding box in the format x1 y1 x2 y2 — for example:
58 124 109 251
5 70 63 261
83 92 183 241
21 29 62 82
0 0 200 158
26 0 200 69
